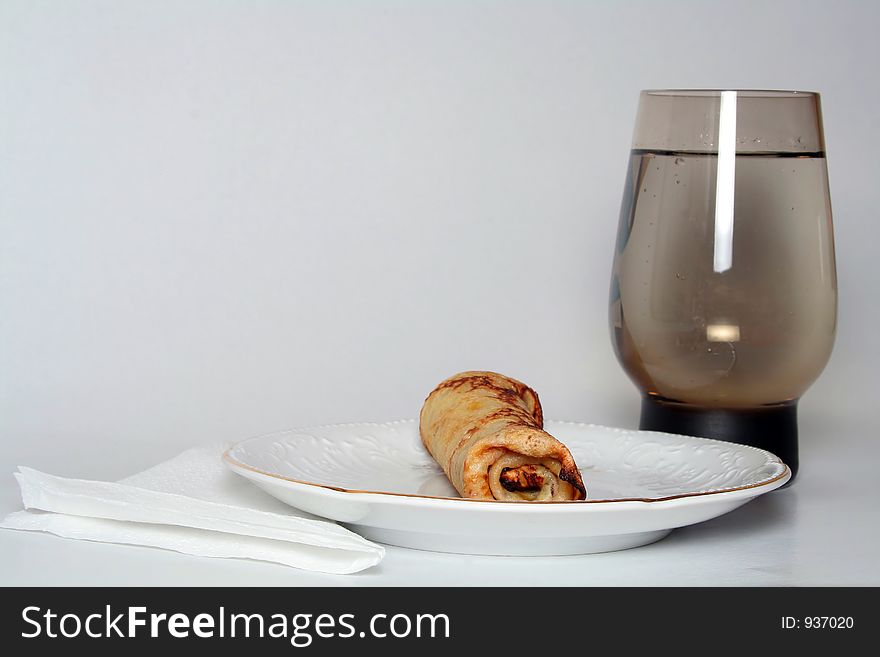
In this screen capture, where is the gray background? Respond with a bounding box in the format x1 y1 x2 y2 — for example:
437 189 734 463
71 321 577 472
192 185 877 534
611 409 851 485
1 1 879 585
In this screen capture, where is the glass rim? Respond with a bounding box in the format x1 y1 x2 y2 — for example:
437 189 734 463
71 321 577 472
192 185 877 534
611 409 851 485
641 89 818 98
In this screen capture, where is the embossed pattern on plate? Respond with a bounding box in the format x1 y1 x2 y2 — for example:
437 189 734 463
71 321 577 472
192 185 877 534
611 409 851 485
224 421 789 555
225 420 786 502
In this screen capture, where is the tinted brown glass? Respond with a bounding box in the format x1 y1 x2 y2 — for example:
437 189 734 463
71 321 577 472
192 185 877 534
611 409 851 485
609 90 837 479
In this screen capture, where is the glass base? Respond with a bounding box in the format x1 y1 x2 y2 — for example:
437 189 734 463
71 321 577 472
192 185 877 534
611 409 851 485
639 396 798 483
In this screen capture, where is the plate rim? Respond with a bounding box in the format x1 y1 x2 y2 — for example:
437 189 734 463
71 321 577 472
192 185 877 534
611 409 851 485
223 419 791 506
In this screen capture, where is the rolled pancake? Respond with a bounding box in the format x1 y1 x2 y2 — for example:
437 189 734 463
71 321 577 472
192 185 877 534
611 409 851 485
419 371 587 501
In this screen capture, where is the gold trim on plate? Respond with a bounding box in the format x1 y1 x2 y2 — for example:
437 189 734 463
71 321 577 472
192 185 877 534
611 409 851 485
222 448 790 506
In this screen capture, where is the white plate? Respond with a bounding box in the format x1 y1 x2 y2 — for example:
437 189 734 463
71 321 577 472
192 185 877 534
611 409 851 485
224 420 789 556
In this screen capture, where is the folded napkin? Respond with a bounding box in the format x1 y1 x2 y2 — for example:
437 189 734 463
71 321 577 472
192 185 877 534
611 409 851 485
0 444 384 574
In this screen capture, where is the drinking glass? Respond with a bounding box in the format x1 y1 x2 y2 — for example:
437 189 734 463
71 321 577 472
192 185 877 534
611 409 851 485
609 90 837 480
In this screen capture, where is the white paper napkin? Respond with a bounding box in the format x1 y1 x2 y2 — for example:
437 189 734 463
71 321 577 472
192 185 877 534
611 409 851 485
0 444 384 574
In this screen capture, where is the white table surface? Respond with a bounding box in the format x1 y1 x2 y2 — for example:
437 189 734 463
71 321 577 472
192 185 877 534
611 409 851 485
1 410 876 587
